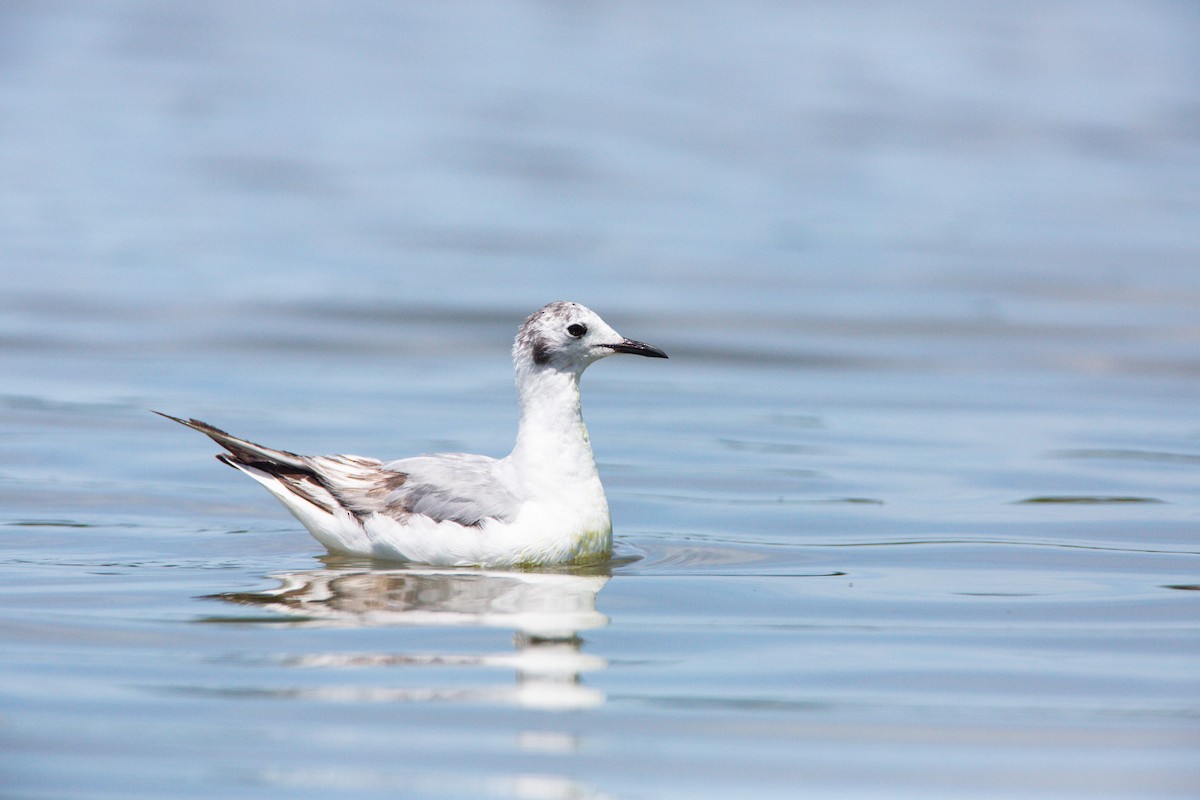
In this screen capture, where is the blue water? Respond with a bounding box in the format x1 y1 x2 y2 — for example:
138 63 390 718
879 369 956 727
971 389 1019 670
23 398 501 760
2 2 1198 798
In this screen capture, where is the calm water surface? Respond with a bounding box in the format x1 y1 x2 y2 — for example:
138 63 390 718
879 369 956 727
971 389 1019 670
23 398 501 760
2 3 1199 798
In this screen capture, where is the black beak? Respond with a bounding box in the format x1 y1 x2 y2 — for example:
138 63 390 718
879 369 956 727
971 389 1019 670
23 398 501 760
604 338 668 359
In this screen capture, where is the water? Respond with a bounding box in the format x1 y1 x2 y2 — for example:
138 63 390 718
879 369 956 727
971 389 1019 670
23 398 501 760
2 2 1199 798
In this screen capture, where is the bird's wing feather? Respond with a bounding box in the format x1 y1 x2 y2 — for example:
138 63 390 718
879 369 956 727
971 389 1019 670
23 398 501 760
304 452 521 527
156 412 521 528
371 453 522 526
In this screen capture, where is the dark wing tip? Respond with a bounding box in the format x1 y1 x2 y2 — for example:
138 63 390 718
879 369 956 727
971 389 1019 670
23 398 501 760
152 410 209 430
215 453 243 470
152 410 238 439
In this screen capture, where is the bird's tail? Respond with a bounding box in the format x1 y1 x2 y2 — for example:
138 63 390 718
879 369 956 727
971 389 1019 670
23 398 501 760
152 411 308 471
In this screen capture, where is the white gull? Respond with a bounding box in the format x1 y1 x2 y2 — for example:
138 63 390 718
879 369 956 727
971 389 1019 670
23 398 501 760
158 301 667 567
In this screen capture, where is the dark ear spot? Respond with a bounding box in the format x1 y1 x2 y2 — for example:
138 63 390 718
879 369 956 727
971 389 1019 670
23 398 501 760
532 337 552 365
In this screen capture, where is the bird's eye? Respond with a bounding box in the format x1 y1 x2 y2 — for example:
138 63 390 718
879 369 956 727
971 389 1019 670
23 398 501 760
567 323 587 337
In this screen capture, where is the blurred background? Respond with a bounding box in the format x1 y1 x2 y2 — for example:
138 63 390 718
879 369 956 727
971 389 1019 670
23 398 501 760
2 2 1198 799
5 2 1197 328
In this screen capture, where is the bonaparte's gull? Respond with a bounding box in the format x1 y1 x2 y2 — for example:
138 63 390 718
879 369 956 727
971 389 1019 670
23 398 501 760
158 301 667 566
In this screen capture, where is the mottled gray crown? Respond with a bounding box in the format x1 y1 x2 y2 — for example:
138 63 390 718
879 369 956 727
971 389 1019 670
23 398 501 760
514 301 591 367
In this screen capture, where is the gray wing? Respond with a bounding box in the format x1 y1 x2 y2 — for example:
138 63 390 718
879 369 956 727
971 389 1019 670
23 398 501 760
317 452 522 527
157 413 521 528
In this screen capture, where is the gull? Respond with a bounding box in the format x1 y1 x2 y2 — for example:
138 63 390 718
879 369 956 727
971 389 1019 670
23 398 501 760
157 301 667 567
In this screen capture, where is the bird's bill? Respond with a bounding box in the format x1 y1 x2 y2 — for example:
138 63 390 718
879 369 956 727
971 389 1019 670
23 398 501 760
604 338 668 359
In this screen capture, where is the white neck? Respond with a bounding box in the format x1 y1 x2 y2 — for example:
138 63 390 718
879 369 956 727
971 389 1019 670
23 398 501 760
507 366 601 498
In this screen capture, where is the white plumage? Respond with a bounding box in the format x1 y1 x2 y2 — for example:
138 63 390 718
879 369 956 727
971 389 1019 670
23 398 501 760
159 301 667 567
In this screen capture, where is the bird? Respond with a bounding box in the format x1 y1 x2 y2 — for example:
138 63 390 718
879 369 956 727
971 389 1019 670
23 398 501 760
157 301 667 567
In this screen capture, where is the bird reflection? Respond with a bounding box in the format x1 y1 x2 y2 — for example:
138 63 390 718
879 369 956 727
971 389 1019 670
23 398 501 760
210 560 611 710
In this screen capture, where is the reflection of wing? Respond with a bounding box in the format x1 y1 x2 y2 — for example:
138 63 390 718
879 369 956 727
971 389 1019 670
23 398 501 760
211 567 611 710
215 568 609 639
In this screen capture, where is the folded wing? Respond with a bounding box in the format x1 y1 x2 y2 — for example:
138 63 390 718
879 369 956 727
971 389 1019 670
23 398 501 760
157 413 521 528
380 453 521 527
